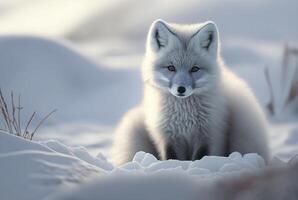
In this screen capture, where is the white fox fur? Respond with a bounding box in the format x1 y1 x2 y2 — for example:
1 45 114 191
112 20 270 165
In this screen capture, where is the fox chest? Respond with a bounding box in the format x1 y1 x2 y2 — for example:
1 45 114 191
154 99 211 139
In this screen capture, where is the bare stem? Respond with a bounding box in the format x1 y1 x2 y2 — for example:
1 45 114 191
24 111 36 138
0 89 13 133
31 109 57 140
11 91 20 135
0 89 56 140
17 95 22 134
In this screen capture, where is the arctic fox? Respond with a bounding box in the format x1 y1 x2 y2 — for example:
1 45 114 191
112 20 270 165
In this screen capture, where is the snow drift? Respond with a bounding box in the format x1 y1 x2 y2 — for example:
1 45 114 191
1 131 297 200
0 36 141 125
0 131 112 200
0 131 268 200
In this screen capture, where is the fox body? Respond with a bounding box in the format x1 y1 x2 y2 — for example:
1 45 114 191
112 20 270 165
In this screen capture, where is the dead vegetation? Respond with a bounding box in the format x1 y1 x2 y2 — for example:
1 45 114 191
0 89 56 140
265 44 298 115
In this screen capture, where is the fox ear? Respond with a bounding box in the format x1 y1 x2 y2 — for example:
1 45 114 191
191 21 219 57
147 19 175 52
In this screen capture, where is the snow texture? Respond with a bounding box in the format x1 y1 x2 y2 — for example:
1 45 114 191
0 131 112 200
1 131 296 200
0 132 271 200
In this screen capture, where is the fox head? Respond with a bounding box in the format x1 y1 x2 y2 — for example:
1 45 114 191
142 20 221 98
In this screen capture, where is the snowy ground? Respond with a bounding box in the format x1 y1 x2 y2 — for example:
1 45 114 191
0 1 298 199
0 130 287 200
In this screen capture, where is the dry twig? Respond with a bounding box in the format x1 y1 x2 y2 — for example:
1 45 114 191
0 89 56 140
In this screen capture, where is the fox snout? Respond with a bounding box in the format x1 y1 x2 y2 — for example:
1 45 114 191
170 84 193 98
177 86 186 94
168 70 194 98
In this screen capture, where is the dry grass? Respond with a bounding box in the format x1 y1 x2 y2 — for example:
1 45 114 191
0 89 56 140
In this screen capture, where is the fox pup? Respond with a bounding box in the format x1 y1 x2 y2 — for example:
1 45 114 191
112 20 270 165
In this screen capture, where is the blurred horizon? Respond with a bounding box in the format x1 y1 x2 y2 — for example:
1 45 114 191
0 0 297 69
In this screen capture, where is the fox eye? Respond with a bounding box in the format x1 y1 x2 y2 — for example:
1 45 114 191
190 66 200 73
167 65 176 72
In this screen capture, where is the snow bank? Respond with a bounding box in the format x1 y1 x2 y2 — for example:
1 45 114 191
45 151 292 200
0 132 273 200
0 132 112 200
119 151 265 175
44 152 298 200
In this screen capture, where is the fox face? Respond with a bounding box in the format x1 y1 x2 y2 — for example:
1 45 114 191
142 20 220 98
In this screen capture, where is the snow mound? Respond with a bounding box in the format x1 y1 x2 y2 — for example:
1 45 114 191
117 151 265 176
46 152 281 200
0 132 112 200
47 153 298 200
0 35 141 124
0 132 273 200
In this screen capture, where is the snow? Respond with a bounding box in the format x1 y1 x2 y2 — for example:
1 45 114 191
0 131 111 200
0 35 142 125
0 1 298 199
48 172 206 200
0 132 270 200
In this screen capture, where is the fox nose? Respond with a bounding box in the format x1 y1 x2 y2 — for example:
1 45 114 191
177 86 186 94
